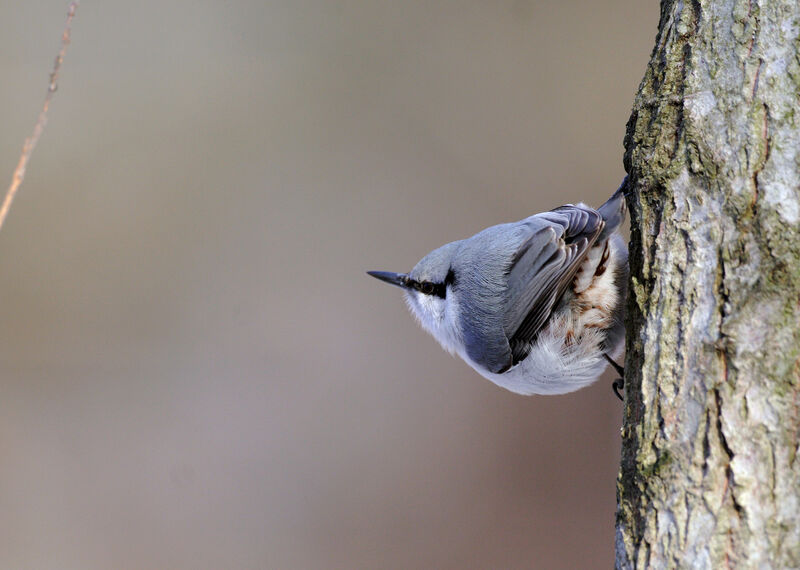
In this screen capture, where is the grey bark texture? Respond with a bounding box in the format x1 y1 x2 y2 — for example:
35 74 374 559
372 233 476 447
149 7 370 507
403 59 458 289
616 0 800 568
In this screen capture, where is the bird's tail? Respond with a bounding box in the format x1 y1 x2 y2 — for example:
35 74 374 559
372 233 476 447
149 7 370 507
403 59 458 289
597 176 628 238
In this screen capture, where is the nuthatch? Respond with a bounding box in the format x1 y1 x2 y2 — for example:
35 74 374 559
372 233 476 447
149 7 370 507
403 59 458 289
368 179 628 398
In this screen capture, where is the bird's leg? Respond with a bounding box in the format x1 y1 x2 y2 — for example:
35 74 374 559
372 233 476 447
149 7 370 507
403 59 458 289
603 353 624 401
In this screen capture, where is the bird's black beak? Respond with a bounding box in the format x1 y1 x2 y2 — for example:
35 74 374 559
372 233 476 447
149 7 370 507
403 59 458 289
367 270 409 289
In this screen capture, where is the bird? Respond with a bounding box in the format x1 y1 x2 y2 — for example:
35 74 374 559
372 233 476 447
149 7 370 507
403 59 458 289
367 179 628 398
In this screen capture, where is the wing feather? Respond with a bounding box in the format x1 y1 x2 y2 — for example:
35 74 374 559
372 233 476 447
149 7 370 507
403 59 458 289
503 205 605 364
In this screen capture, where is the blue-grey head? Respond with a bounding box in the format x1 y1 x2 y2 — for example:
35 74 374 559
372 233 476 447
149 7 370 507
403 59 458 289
367 241 461 338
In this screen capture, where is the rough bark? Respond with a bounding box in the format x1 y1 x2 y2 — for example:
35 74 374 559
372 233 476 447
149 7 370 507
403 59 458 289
616 1 800 568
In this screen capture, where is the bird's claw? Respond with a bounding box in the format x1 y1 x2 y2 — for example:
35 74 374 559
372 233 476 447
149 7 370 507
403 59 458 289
603 353 625 401
612 377 624 401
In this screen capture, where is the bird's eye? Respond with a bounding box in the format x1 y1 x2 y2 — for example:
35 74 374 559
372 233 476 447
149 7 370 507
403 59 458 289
420 281 435 295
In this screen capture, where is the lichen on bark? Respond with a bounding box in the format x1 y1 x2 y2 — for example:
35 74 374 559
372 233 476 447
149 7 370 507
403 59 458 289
616 0 800 568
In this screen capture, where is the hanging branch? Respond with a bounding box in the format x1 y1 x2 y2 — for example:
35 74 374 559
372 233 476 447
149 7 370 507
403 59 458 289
0 2 79 232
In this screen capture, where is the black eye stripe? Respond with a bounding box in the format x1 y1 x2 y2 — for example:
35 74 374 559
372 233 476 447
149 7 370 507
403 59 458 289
408 279 448 299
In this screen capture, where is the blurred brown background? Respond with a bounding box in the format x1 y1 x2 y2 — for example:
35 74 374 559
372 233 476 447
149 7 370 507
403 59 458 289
0 2 653 568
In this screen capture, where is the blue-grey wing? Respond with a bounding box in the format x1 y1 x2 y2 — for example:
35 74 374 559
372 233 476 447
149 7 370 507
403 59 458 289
504 204 605 364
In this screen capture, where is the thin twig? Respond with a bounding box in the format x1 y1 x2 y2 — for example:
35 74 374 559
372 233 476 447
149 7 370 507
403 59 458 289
0 2 79 232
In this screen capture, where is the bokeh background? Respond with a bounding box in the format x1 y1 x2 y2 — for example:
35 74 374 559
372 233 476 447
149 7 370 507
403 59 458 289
0 2 653 568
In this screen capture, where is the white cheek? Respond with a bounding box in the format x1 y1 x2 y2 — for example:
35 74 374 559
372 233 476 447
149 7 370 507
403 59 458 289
418 294 445 322
404 288 462 357
404 291 445 331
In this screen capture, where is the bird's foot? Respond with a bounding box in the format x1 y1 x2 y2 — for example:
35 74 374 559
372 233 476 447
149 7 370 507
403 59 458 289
603 353 624 401
612 377 624 401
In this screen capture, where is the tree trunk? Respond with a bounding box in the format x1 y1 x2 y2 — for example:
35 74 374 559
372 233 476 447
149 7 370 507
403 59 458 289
616 1 800 568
